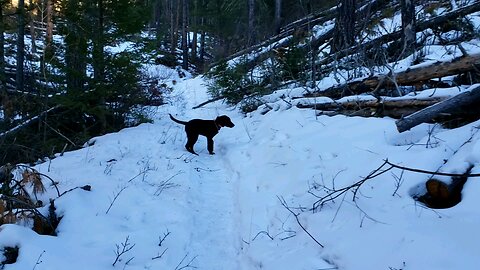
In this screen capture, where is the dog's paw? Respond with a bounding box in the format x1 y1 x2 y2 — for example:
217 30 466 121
209 152 215 155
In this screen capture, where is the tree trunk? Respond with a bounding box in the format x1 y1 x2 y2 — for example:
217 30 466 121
16 0 25 91
170 0 178 53
65 0 87 92
331 0 356 53
274 0 282 34
92 0 107 133
93 0 105 81
248 0 255 46
28 0 37 54
45 0 54 58
0 2 6 90
400 0 416 57
395 84 480 132
191 0 197 63
181 0 188 70
155 0 163 48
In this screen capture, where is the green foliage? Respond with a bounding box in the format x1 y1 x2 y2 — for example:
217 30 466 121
276 46 307 81
206 60 272 112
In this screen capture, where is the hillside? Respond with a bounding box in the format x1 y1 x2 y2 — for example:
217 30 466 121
1 71 480 269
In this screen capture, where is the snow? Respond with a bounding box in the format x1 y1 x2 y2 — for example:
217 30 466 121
1 68 480 270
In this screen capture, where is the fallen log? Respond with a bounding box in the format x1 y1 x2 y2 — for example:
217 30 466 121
395 84 480 132
296 96 446 118
313 1 480 74
309 53 480 99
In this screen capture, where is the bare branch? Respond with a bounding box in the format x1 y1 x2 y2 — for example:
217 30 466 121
278 196 324 248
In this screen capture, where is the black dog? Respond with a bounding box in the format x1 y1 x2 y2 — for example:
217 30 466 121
169 114 234 155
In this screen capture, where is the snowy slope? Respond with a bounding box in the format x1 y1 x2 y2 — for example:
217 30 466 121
1 72 480 270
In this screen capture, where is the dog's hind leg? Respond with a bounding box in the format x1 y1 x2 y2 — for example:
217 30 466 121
207 137 215 155
185 133 199 155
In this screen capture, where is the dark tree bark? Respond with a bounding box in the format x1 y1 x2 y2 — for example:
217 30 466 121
274 0 282 34
45 0 54 58
154 0 163 48
181 0 188 70
191 0 198 62
92 0 107 133
400 0 416 57
64 0 87 92
248 0 255 46
16 0 25 91
28 0 37 54
92 0 105 81
0 1 6 90
170 0 179 53
331 0 356 53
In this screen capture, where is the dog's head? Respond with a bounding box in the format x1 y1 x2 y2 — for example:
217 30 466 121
216 115 235 128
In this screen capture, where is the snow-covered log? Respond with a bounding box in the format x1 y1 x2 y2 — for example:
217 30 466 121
296 96 446 118
310 53 480 99
395 84 480 132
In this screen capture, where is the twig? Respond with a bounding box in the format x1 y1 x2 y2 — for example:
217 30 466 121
385 159 480 177
42 120 77 147
174 253 198 270
152 248 168 260
112 236 135 267
32 250 45 270
278 196 324 248
106 186 128 214
158 230 171 246
192 96 225 109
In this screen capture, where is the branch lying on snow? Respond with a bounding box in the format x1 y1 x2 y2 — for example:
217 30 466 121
312 160 393 211
312 159 480 211
278 196 324 248
192 96 225 109
384 160 480 177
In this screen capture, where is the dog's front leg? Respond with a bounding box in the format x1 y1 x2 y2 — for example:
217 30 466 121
207 137 215 155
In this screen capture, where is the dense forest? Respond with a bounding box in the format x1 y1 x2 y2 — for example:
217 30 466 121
1 0 479 164
0 0 338 164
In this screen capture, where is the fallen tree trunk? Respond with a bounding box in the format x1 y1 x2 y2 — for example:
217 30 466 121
297 96 446 118
395 84 480 132
313 1 480 73
209 0 391 73
309 53 480 99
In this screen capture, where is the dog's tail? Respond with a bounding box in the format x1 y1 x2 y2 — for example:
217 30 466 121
169 114 188 125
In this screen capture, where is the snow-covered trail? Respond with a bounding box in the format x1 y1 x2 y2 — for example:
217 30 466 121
161 77 245 269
